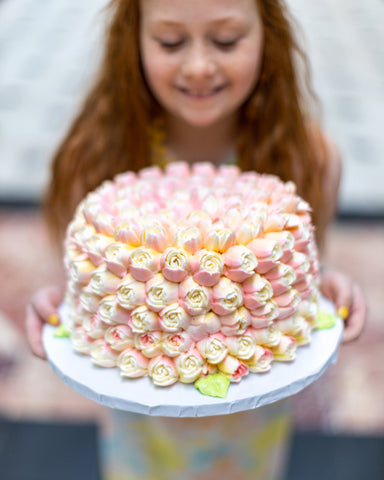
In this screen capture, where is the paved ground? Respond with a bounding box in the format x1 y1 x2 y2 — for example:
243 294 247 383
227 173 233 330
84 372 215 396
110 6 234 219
1 0 384 213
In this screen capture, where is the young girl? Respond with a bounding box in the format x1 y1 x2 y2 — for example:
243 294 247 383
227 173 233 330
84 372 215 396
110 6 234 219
26 0 366 478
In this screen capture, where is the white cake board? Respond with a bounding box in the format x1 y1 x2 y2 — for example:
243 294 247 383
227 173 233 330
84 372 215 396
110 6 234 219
43 297 343 417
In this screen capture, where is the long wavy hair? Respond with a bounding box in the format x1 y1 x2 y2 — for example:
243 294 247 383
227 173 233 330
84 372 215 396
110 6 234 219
45 0 328 245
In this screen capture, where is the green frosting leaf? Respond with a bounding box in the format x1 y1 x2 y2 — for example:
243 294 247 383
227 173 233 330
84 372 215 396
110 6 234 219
195 373 230 398
317 310 337 330
54 323 71 338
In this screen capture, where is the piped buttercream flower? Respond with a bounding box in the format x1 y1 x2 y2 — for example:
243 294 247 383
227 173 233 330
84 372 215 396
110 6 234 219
89 266 122 296
162 332 194 357
158 303 190 332
82 312 106 339
141 223 169 252
79 287 101 314
277 314 306 336
190 249 223 287
270 335 297 361
160 247 189 283
220 307 251 336
134 331 163 358
217 355 249 382
90 339 118 367
179 277 211 316
264 231 295 262
204 227 235 252
247 238 283 274
104 243 133 277
128 247 160 282
235 221 263 245
173 225 203 254
148 355 179 387
186 312 221 341
196 332 228 364
246 346 274 373
114 220 141 246
71 327 93 355
226 329 257 360
116 274 146 311
118 347 149 378
84 234 113 266
105 325 134 351
250 324 282 347
223 245 258 282
174 348 205 383
145 273 179 312
265 264 296 296
71 258 96 285
211 277 243 315
250 300 279 328
129 305 160 333
98 295 131 325
92 212 115 236
275 288 301 320
242 274 273 310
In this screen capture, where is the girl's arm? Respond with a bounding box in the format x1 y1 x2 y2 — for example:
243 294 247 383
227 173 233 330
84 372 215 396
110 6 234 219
309 124 367 342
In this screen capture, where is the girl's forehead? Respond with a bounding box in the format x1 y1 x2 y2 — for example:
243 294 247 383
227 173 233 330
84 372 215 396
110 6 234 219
140 0 259 27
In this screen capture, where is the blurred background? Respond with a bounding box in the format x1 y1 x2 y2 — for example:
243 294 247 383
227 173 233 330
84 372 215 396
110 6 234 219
0 0 383 479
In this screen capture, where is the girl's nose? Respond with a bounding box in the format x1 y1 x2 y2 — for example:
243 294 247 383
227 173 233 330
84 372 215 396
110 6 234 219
181 43 216 79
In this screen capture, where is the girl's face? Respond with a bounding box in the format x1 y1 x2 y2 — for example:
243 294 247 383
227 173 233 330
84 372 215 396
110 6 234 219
140 0 264 129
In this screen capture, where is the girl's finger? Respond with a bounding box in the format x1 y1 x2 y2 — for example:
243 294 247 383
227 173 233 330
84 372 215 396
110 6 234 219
30 286 62 325
342 283 367 343
25 304 47 360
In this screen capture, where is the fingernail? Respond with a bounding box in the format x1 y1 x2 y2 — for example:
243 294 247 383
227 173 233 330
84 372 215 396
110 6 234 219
48 314 60 326
337 306 349 320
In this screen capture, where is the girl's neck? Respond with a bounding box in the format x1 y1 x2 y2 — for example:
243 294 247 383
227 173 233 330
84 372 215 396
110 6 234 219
163 114 239 166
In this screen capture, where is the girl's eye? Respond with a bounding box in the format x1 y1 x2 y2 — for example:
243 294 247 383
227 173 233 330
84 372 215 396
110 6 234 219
158 40 184 50
213 39 239 50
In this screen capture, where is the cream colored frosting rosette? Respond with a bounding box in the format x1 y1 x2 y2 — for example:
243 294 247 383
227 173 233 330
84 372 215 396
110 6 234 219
63 161 322 387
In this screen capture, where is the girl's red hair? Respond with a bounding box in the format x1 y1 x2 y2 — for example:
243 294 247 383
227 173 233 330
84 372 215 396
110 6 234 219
45 0 328 245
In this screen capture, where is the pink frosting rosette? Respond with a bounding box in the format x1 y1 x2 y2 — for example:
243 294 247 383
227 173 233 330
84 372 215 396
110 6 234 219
223 245 258 282
89 266 122 296
165 160 190 178
90 339 118 368
128 247 160 282
217 354 249 382
220 306 251 336
141 223 169 252
292 320 312 346
160 247 190 283
250 324 282 347
247 238 283 274
145 273 179 312
84 234 114 266
116 273 146 311
288 251 310 283
104 243 133 277
174 348 205 383
129 305 160 333
134 331 163 358
186 312 221 341
270 335 297 361
246 345 274 373
264 231 295 263
173 225 203 254
105 325 134 351
79 287 101 314
158 303 190 332
148 355 179 387
162 332 195 357
92 212 116 237
265 264 296 296
276 314 305 336
71 327 93 355
196 332 228 364
225 328 257 360
203 227 235 253
275 288 300 320
117 347 149 378
190 249 223 287
249 300 279 328
82 311 106 339
211 277 243 315
242 274 273 310
179 277 211 316
70 258 97 286
113 220 141 246
98 295 131 326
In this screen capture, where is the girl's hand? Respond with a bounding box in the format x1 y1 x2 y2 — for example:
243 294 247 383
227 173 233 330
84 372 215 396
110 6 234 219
320 269 367 343
25 286 63 359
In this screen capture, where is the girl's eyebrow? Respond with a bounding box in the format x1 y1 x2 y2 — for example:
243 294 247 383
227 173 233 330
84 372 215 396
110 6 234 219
153 17 245 28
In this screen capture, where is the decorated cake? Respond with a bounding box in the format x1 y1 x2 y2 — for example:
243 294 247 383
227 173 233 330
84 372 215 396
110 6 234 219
63 162 320 389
